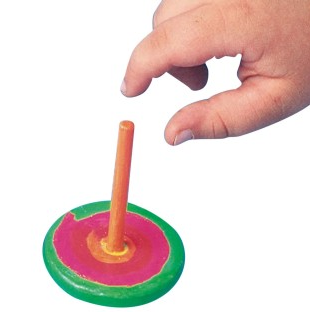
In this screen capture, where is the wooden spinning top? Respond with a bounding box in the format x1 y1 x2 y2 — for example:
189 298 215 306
43 121 185 307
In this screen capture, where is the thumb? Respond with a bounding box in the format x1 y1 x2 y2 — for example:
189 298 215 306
166 78 296 145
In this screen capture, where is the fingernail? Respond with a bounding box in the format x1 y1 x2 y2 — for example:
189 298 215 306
120 79 126 95
173 129 194 145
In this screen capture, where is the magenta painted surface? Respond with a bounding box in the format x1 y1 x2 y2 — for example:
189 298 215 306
53 211 170 286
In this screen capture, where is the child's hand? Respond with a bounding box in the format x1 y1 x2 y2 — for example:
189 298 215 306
121 0 310 145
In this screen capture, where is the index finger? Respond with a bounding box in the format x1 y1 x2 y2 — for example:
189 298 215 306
121 3 248 97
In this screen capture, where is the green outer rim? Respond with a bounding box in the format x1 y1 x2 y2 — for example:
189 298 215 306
43 201 185 307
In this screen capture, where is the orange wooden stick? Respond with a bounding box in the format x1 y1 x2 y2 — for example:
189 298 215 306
106 120 134 253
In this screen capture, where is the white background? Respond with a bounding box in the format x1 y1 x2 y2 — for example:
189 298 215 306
1 1 310 311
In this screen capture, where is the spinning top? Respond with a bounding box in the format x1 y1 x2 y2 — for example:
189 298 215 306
43 121 185 307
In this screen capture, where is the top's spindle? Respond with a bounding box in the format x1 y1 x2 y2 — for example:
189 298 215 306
106 120 134 253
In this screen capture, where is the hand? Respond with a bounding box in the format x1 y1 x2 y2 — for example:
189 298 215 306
121 0 310 145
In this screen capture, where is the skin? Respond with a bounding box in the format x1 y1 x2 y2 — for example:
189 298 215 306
121 0 310 145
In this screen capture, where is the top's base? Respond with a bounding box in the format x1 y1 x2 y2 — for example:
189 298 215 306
43 201 185 307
